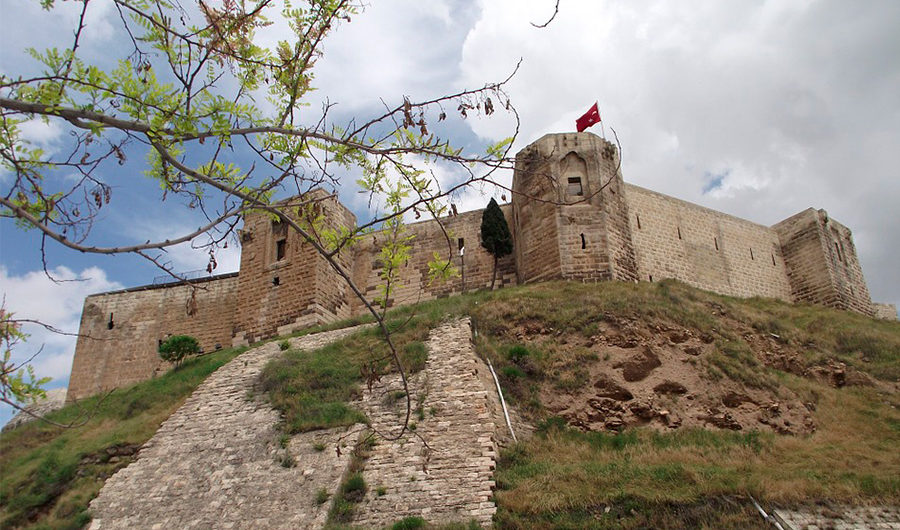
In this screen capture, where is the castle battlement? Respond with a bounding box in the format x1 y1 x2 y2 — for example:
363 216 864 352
66 132 886 401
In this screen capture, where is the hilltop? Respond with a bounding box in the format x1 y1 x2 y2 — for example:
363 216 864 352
2 280 898 529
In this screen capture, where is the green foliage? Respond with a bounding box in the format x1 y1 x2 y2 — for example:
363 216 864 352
341 473 367 499
157 335 200 367
279 340 291 351
1 307 51 407
260 339 368 434
391 516 426 530
315 487 330 505
480 197 513 288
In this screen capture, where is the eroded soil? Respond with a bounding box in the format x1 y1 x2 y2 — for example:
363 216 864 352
494 311 895 436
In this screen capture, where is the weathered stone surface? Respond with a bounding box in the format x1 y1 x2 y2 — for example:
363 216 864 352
774 505 900 530
351 318 498 528
88 325 366 530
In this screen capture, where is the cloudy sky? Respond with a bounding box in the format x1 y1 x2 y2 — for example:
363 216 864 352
2 0 899 425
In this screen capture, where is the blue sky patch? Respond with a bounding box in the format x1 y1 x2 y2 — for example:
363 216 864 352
702 169 731 194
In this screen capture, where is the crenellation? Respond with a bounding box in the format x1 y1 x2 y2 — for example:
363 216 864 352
67 131 890 400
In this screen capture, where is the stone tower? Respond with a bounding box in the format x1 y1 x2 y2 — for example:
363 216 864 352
773 208 874 316
511 132 638 284
231 190 358 345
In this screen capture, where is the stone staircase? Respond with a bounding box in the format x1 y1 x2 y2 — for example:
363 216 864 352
89 326 364 529
88 318 505 529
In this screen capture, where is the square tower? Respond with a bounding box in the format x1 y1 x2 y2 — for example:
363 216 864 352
511 132 638 284
232 189 357 345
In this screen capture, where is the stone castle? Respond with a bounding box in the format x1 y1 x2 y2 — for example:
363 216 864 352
66 132 894 401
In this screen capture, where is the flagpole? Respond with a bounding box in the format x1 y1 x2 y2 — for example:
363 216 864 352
598 102 605 139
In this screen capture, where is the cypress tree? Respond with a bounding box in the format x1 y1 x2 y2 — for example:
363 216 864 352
480 198 513 289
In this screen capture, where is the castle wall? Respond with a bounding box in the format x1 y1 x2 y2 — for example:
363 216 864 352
349 206 516 314
874 303 898 321
65 131 887 401
67 273 239 402
774 209 874 315
626 184 793 301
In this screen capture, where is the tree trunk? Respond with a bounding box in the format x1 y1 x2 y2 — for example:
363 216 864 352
490 254 498 290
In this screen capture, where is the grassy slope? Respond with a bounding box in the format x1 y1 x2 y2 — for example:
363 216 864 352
470 281 900 528
3 280 898 529
0 347 244 529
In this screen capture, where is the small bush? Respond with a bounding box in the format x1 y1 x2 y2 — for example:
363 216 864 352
502 365 525 379
279 340 291 351
391 516 426 530
279 453 296 468
508 345 531 362
158 335 200 367
341 472 367 502
315 488 330 505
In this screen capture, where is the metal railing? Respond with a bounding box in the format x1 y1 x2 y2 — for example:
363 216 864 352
151 269 213 285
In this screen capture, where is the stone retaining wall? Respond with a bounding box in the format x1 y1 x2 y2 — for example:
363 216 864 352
351 318 499 528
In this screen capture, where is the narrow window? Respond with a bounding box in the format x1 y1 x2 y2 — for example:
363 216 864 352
649 274 653 282
107 313 115 330
834 242 841 261
580 233 586 249
567 177 584 196
636 214 642 230
750 247 754 260
714 237 719 251
677 226 682 240
771 253 776 266
458 237 465 250
276 239 286 261
272 276 280 286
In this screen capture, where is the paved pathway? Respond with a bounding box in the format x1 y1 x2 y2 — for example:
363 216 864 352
89 326 366 530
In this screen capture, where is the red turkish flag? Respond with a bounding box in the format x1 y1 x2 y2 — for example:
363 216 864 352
576 102 601 132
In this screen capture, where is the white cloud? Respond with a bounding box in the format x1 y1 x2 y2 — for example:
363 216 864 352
454 0 900 307
0 265 123 425
122 218 242 276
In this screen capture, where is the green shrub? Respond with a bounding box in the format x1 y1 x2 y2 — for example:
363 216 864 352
502 365 525 379
391 516 426 529
507 345 531 362
315 487 330 505
341 472 367 501
158 335 200 367
279 340 291 351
